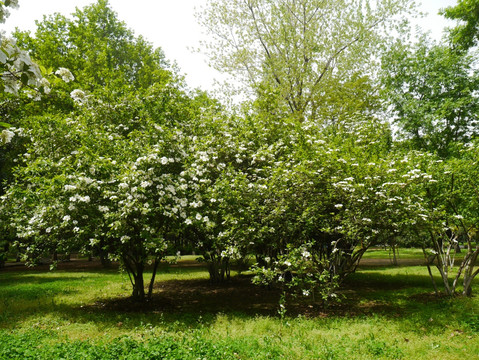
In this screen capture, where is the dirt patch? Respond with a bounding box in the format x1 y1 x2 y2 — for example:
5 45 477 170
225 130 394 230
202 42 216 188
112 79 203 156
409 291 455 303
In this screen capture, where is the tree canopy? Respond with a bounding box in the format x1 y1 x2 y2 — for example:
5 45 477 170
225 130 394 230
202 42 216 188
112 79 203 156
441 0 479 50
198 0 416 122
14 0 173 96
381 35 479 157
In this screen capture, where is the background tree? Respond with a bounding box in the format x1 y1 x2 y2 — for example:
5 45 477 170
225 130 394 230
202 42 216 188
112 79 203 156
13 0 173 97
441 0 479 50
198 0 416 122
381 35 479 157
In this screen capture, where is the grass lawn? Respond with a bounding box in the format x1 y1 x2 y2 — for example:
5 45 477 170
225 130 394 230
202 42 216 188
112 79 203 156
0 253 478 359
362 247 426 260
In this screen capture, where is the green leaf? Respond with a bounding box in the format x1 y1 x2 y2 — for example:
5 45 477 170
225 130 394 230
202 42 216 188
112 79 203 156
0 48 7 64
20 72 29 86
0 122 11 128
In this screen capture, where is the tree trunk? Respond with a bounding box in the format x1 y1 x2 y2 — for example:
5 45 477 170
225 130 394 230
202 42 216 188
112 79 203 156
454 243 461 253
100 254 111 268
390 244 398 266
132 263 145 301
462 249 479 297
207 256 230 283
147 258 160 300
422 248 439 296
122 256 146 302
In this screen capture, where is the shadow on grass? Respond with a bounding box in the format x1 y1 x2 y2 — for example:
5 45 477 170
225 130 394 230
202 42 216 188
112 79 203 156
1 263 477 334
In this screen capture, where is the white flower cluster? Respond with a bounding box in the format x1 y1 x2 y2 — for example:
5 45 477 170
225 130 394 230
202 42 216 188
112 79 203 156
69 195 91 203
70 89 87 105
55 68 75 83
39 78 51 94
0 129 14 144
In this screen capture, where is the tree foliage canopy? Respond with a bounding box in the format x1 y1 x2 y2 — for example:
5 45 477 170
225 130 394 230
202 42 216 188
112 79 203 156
441 0 479 50
198 0 417 122
14 0 173 96
381 35 479 157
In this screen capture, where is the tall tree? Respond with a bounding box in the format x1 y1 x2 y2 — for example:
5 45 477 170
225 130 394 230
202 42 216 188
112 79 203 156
198 0 416 122
441 0 479 50
1 0 177 194
14 0 173 96
381 36 479 157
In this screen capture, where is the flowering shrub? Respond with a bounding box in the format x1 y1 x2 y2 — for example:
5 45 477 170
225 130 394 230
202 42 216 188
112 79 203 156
2 63 478 301
0 83 217 300
252 244 339 305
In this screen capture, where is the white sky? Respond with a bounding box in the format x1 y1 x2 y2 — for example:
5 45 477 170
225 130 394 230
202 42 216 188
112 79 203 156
2 0 459 92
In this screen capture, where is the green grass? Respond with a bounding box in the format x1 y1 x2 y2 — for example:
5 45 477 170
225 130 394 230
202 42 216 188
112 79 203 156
362 246 474 261
0 257 478 359
362 247 426 260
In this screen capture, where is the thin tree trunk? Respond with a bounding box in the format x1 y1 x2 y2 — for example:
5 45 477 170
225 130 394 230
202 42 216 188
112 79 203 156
133 263 145 301
423 248 439 295
462 249 479 297
147 258 160 300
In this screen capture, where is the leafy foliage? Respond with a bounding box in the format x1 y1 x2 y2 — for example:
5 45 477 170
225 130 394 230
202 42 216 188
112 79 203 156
381 35 479 157
14 0 172 96
198 0 415 122
2 0 479 303
441 0 479 50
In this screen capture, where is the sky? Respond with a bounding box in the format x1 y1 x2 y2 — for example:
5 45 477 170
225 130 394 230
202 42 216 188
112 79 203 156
2 0 459 93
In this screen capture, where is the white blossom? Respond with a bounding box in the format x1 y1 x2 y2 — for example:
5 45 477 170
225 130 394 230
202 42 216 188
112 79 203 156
55 67 75 82
39 78 51 94
70 89 86 104
0 129 14 144
140 181 151 188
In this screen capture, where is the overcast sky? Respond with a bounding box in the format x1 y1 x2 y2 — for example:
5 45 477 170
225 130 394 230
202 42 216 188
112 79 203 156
2 0 458 92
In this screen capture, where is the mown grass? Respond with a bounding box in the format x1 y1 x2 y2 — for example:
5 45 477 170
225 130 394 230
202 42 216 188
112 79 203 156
0 255 478 359
362 247 425 260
